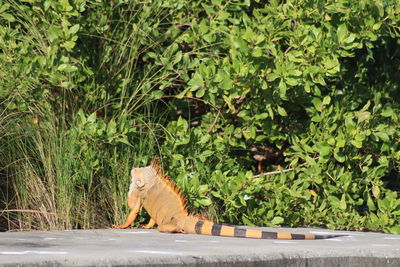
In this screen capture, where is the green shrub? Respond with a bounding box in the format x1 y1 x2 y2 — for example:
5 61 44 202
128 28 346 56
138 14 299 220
1 0 399 233
151 0 399 234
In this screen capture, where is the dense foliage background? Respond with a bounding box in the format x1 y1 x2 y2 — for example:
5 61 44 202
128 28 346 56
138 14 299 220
1 0 399 233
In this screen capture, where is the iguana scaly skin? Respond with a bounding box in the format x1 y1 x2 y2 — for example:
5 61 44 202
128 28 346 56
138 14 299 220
113 159 343 240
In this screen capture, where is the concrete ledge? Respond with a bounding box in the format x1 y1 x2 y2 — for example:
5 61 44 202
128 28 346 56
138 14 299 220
1 228 399 266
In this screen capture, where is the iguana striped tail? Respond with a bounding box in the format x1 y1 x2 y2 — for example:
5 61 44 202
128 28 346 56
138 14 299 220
184 219 344 240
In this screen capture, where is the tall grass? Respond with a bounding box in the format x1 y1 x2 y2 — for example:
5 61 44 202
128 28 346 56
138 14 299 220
0 0 176 230
0 111 163 230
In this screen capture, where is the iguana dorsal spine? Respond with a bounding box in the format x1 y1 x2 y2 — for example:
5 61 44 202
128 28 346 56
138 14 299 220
113 158 344 240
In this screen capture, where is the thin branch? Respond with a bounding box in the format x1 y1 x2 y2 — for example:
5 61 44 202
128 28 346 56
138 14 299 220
253 159 318 178
208 109 222 134
253 167 295 178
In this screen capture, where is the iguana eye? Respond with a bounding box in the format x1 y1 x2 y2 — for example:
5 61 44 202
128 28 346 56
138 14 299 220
135 179 144 188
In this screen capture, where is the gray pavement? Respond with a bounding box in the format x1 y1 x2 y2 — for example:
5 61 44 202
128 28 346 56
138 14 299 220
0 227 399 266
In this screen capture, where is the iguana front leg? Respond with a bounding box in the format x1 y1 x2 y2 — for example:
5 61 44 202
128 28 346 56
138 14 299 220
140 218 156 229
112 204 142 229
112 188 142 229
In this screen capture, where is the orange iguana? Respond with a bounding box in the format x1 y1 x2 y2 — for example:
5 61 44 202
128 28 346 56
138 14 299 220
112 158 343 240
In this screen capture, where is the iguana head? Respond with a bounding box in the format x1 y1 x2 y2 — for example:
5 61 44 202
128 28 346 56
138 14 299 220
130 165 157 192
126 165 157 209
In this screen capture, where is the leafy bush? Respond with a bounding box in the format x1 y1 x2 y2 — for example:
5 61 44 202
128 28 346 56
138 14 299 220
1 0 399 233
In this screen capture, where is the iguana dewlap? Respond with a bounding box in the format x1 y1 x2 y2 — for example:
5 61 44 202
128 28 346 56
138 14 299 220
112 159 343 240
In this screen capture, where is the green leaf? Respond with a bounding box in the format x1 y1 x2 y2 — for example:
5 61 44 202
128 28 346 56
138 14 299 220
319 145 331 157
172 154 184 161
381 105 394 117
197 198 212 206
389 226 400 235
203 33 215 43
357 111 370 123
231 36 248 52
329 195 340 209
277 106 287 116
267 73 280 82
285 77 298 86
0 3 10 13
0 13 15 22
322 96 331 105
254 113 268 120
87 112 96 123
336 139 345 148
147 52 157 59
173 51 182 64
367 195 376 211
223 95 235 112
315 75 326 86
255 135 267 142
373 132 389 142
117 136 130 146
377 198 390 213
339 194 347 210
312 97 322 112
252 47 262 57
57 64 77 72
271 216 284 225
278 79 287 98
291 70 302 76
198 184 209 194
350 139 362 148
69 24 80 35
107 119 117 137
304 82 311 93
200 150 213 158
345 33 356 44
337 24 348 43
63 41 76 49
242 216 255 227
243 126 256 140
220 77 232 90
60 0 73 11
327 138 335 145
372 185 380 199
44 0 51 11
195 88 205 98
305 156 317 166
334 151 346 163
311 114 322 122
188 73 204 90
151 90 164 99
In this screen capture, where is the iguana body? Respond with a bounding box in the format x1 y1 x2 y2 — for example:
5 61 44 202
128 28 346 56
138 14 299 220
113 159 343 240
